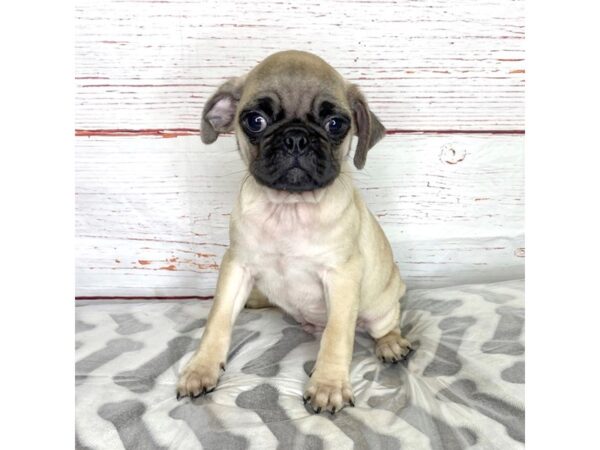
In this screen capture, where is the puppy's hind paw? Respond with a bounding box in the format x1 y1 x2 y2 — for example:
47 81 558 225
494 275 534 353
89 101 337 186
375 330 413 363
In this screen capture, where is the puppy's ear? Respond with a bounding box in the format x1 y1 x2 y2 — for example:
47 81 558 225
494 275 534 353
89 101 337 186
201 77 245 144
347 84 386 169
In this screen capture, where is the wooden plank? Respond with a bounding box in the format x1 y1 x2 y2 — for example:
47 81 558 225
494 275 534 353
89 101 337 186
75 133 524 297
75 0 524 132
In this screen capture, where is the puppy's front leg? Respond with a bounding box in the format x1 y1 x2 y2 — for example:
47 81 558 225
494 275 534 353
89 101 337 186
177 250 252 399
304 258 361 413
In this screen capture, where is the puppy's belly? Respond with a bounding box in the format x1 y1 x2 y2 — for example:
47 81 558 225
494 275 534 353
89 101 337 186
253 266 328 327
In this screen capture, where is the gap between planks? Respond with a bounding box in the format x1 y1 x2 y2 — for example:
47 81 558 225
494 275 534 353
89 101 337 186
75 128 525 138
76 295 214 301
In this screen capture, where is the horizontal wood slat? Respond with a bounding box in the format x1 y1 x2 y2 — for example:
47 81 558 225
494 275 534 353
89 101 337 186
75 0 525 132
75 133 524 297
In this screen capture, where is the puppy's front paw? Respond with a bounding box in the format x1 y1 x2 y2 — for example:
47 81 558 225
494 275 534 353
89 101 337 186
303 373 354 414
375 330 413 363
176 360 224 400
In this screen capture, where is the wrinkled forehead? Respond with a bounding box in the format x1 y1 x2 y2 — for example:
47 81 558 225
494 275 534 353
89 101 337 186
240 59 349 118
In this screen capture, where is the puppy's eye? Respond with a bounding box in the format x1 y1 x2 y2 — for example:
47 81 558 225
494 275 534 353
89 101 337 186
244 112 268 133
325 117 345 134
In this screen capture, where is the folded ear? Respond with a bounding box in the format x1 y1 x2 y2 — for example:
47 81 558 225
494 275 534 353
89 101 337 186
201 76 245 144
347 84 386 169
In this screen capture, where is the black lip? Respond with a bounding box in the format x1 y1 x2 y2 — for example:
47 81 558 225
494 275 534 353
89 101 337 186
255 166 334 192
276 166 313 183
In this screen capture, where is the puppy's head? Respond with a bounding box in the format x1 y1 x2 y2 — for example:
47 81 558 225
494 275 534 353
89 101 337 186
201 50 385 192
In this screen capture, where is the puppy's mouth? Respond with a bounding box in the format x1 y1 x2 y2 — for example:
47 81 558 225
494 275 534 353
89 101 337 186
250 131 339 192
253 160 332 192
275 166 317 191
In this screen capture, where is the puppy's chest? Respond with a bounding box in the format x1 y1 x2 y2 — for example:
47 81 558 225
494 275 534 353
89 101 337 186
251 248 329 325
237 203 338 323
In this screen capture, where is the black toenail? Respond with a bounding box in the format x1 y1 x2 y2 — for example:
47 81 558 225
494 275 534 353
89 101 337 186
349 399 355 407
316 407 321 413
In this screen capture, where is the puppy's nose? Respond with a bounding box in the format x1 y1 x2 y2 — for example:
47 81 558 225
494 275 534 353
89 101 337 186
282 129 309 155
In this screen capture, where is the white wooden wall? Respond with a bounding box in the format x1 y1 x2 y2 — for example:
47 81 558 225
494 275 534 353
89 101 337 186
75 0 524 298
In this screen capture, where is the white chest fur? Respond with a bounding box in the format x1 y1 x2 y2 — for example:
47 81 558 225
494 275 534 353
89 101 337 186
231 182 353 327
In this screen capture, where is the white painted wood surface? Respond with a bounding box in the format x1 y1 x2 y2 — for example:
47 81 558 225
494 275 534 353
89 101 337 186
75 0 524 133
76 133 524 297
75 0 524 297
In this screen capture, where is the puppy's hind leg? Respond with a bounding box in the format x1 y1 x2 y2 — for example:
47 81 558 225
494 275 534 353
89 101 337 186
368 300 413 363
375 328 412 363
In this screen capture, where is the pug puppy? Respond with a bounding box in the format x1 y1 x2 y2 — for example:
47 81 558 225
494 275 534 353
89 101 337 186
177 50 412 413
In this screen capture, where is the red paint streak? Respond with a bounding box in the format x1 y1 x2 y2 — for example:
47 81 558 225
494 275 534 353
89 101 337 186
168 257 178 262
80 83 209 88
76 128 525 137
197 253 216 257
195 263 219 270
510 69 525 74
160 264 177 271
138 260 151 265
75 128 198 138
76 295 214 301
